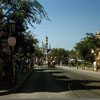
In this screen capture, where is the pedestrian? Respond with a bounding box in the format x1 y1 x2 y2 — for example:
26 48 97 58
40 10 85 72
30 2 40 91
93 61 97 71
38 58 43 68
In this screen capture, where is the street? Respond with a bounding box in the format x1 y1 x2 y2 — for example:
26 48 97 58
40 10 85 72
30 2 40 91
0 65 100 98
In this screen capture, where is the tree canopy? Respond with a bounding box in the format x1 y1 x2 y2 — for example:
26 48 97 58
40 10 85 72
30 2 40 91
48 48 69 64
0 0 49 31
0 0 49 56
74 33 99 62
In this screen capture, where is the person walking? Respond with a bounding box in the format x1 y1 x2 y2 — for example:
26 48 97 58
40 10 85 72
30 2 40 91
38 58 43 68
93 61 97 71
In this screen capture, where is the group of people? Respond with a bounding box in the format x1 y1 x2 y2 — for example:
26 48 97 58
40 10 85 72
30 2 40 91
38 58 44 67
37 58 56 68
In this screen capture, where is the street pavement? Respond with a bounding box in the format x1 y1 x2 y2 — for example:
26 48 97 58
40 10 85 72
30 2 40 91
0 69 33 95
57 65 100 80
0 65 100 98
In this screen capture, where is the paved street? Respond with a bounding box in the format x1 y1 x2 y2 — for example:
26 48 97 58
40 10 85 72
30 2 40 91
0 65 100 98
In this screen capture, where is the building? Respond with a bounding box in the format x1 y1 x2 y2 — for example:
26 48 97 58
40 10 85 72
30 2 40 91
41 36 51 63
96 31 100 68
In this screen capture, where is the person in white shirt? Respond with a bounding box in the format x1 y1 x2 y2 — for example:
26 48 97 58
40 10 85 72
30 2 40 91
93 61 97 71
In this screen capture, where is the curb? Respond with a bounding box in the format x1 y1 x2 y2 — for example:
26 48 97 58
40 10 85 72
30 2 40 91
0 69 33 96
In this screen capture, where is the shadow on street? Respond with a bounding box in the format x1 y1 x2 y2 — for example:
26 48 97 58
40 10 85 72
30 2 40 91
14 67 100 94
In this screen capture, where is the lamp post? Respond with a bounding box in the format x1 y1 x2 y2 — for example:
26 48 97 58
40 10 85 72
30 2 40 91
0 17 16 87
8 20 16 87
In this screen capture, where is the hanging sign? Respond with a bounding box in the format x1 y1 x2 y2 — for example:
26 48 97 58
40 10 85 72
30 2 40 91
8 37 16 46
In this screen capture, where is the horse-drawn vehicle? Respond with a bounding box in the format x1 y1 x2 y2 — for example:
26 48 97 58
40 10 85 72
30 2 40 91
48 59 55 68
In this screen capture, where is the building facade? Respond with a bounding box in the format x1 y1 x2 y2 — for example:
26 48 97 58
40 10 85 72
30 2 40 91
41 36 51 63
96 31 100 68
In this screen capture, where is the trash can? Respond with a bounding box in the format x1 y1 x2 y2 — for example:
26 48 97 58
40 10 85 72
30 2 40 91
81 64 85 70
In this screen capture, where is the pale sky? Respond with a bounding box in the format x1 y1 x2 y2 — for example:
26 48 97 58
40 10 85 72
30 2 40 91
29 0 100 50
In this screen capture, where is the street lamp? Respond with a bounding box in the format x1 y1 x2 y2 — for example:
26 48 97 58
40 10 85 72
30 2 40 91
0 19 16 87
8 20 16 87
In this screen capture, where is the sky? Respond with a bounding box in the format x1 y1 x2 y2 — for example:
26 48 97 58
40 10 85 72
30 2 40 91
29 0 100 50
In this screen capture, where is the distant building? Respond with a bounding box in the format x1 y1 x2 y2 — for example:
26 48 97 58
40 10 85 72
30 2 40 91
41 36 51 63
96 30 100 38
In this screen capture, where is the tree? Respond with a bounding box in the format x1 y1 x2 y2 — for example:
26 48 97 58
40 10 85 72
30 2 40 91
23 31 38 55
16 31 39 58
0 0 49 31
34 46 43 59
0 0 49 43
69 49 76 59
74 33 99 62
48 48 69 64
0 0 49 54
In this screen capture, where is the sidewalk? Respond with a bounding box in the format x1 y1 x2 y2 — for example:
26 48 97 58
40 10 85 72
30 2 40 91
0 69 33 96
56 65 100 81
63 65 100 72
56 65 100 76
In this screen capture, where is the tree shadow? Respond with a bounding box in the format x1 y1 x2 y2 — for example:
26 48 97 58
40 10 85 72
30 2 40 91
70 80 100 90
14 68 100 94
